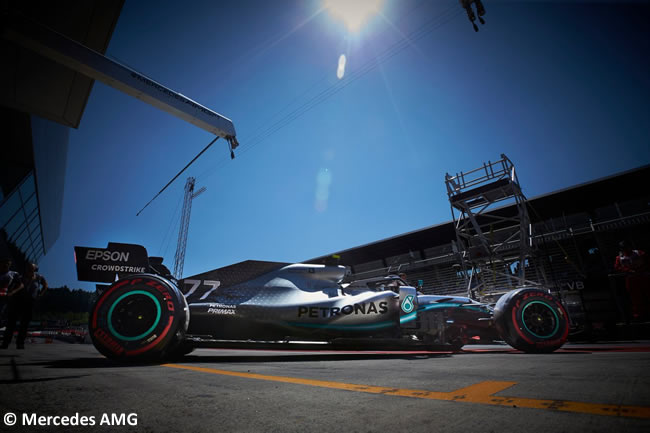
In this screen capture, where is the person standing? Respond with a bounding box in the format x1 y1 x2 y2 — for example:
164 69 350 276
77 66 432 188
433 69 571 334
0 257 21 296
614 241 649 321
0 258 22 337
2 263 47 349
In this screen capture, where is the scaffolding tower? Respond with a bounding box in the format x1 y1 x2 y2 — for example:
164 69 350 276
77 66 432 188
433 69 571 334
173 177 206 279
445 154 545 300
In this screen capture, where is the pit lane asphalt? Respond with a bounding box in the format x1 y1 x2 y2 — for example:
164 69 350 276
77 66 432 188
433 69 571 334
1 342 649 432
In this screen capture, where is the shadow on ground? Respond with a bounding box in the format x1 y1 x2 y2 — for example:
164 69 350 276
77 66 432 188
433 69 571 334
4 351 454 369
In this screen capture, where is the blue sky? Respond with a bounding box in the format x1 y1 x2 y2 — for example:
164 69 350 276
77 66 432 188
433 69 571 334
39 0 650 290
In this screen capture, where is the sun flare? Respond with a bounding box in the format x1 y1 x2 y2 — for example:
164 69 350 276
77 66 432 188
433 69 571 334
324 0 384 32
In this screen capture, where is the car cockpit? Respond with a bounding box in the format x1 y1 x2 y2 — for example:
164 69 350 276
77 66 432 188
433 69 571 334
340 275 407 295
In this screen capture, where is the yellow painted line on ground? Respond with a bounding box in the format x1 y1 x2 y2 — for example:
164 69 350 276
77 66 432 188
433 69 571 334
162 363 650 419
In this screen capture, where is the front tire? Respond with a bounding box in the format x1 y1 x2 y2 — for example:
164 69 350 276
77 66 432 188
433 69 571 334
89 274 189 362
494 288 569 353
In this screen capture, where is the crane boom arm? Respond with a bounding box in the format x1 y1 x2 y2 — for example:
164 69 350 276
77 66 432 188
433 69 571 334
3 14 237 141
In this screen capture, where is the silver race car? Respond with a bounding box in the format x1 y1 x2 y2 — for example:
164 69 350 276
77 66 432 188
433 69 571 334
75 243 569 361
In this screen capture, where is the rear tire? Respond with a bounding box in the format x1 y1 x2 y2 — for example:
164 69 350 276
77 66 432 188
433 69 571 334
494 288 569 353
89 274 189 362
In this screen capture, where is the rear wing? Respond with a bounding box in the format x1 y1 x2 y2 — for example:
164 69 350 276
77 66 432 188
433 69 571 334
74 242 164 283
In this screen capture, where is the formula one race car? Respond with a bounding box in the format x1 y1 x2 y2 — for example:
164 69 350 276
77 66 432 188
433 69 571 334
75 243 569 361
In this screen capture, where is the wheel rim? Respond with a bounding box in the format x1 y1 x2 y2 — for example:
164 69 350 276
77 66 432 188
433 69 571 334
521 301 559 339
108 290 161 341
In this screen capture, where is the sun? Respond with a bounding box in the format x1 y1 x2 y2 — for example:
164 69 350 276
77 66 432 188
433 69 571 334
323 0 384 33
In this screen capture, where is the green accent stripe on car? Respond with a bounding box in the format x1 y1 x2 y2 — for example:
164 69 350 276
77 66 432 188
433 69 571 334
418 303 485 313
108 290 161 341
400 312 417 324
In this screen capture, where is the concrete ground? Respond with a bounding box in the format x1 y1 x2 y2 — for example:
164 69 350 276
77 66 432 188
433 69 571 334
0 341 649 432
